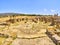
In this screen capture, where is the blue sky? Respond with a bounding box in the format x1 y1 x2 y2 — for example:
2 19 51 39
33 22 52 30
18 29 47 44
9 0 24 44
0 0 60 15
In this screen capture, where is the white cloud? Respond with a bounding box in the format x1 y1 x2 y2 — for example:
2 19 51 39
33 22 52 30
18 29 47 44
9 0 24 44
50 9 56 12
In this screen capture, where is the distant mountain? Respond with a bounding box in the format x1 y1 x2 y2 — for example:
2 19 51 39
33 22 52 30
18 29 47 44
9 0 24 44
0 13 20 15
0 13 37 16
0 13 53 16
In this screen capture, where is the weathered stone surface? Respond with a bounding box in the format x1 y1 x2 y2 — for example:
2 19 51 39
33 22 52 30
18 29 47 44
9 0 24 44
12 36 55 45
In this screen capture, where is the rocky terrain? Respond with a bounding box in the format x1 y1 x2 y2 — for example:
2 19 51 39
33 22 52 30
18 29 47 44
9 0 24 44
0 14 60 45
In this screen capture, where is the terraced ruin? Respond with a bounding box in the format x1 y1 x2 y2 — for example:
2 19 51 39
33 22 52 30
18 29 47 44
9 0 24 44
0 14 60 45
